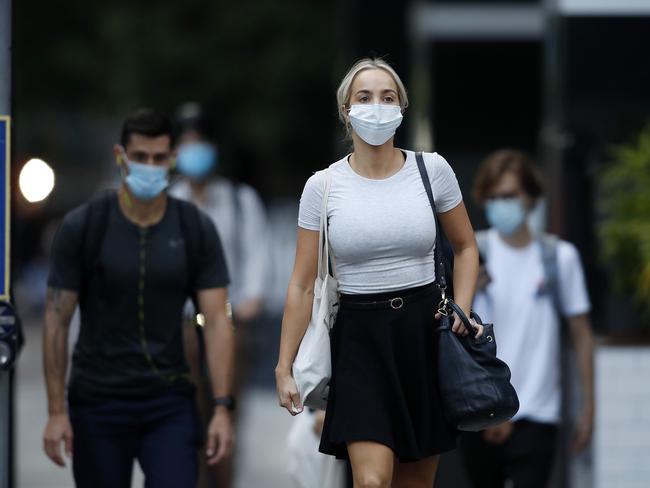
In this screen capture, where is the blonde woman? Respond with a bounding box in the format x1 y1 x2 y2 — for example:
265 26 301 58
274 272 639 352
276 58 481 488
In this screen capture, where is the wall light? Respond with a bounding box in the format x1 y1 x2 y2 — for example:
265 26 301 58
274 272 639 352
19 158 55 203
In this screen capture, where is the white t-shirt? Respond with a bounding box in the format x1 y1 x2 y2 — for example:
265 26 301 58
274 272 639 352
298 150 463 294
473 229 591 424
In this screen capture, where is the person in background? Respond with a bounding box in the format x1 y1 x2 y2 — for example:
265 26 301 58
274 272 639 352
287 409 347 488
460 149 595 488
171 103 270 488
42 108 235 487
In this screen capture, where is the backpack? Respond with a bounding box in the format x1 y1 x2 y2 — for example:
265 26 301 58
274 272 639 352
79 190 205 310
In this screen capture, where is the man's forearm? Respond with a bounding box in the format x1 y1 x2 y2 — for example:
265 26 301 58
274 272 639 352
203 315 235 398
43 287 77 415
43 324 69 414
570 315 595 410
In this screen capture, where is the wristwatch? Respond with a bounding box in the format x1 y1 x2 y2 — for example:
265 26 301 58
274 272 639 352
213 395 236 411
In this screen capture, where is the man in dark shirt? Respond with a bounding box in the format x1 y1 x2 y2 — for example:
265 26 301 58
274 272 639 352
42 109 235 488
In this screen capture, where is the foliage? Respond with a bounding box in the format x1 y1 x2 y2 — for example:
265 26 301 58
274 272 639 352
13 0 348 196
599 123 650 321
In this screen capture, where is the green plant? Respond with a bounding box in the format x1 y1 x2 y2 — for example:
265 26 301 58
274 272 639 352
599 123 650 321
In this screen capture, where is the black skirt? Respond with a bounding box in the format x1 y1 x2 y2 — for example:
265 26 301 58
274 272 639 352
319 282 458 462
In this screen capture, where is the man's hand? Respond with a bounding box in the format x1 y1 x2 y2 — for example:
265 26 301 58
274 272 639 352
572 406 594 454
483 421 514 445
43 413 73 467
206 408 234 465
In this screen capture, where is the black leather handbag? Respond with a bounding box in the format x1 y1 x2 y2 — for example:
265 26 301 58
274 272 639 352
415 152 519 432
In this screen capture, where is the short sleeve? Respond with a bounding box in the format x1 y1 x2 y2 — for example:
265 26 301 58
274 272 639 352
429 153 463 213
297 171 325 231
47 206 86 291
194 212 230 290
557 241 591 317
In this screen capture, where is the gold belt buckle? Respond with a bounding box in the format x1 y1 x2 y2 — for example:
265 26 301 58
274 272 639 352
390 297 404 309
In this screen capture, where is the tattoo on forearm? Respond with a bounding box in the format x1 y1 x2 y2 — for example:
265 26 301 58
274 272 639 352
46 287 64 314
45 287 76 326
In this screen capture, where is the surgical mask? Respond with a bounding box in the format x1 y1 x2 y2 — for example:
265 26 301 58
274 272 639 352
348 104 403 146
176 142 217 180
485 198 527 235
124 160 169 201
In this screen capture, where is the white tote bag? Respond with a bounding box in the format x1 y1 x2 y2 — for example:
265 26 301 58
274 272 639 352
293 170 339 410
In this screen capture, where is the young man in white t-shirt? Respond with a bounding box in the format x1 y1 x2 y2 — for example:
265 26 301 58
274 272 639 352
459 149 595 488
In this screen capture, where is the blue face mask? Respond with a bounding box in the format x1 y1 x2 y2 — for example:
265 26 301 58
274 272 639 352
485 198 527 235
176 142 217 180
124 161 169 201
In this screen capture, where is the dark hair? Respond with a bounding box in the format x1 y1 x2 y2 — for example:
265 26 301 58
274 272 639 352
472 149 544 204
120 108 174 148
174 102 216 143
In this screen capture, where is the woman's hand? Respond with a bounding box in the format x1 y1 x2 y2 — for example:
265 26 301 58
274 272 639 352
275 367 304 416
435 310 484 339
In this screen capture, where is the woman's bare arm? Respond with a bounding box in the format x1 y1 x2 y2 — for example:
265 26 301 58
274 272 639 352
275 227 319 413
438 201 480 333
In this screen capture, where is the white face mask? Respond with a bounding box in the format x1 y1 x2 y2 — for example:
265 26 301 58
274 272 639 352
348 104 403 146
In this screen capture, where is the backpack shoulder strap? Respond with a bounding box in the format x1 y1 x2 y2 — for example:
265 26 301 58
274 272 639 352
80 190 114 305
230 181 243 274
538 233 562 313
173 196 204 305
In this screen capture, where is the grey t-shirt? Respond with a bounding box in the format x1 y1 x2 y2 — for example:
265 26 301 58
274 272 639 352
298 150 462 294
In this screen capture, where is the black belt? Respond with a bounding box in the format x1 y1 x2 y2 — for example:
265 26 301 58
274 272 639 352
339 285 436 310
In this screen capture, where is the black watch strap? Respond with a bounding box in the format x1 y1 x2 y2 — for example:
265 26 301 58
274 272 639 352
213 395 236 411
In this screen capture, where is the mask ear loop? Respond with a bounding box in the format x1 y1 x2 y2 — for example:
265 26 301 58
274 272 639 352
116 149 134 209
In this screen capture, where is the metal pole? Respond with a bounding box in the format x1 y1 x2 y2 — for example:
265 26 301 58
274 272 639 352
407 0 433 152
0 0 11 487
541 1 573 487
0 0 10 114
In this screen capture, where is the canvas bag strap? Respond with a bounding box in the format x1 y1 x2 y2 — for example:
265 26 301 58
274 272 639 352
317 170 333 280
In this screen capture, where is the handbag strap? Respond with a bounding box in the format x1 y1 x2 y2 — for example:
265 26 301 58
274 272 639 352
415 152 477 332
414 152 448 294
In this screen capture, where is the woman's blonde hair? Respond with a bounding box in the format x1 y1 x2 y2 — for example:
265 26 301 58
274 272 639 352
336 58 409 126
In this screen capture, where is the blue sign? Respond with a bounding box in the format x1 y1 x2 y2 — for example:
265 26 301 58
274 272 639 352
0 117 9 301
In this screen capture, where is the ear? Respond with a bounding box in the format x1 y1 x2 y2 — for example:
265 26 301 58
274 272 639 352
341 104 350 124
113 144 126 166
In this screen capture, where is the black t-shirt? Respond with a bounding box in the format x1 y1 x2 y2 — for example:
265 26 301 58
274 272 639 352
48 194 229 402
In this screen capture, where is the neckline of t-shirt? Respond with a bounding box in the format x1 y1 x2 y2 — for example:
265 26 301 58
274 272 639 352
342 149 412 182
113 192 171 232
